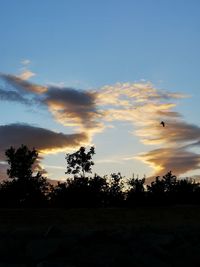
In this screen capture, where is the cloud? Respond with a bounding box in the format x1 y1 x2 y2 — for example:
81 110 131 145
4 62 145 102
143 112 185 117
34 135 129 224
21 59 31 65
96 82 187 107
43 164 65 170
135 120 200 146
19 70 36 80
137 147 200 178
0 73 47 94
0 74 104 136
0 123 88 160
0 89 30 105
18 58 36 81
43 86 104 135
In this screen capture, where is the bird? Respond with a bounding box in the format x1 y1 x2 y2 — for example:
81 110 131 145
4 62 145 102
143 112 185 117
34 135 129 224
160 121 165 127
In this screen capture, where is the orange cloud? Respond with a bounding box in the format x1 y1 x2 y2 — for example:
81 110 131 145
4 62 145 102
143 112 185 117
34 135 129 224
44 87 104 136
19 70 36 80
0 73 47 94
137 147 200 177
0 123 88 159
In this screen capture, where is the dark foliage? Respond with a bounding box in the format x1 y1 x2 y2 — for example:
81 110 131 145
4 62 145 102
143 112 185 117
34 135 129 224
0 174 49 207
6 144 38 180
50 175 109 208
147 171 199 205
105 173 125 207
126 177 146 206
65 146 95 177
0 145 50 207
147 176 166 204
0 145 200 208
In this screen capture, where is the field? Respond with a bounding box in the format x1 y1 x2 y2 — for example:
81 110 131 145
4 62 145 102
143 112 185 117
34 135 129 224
1 206 200 266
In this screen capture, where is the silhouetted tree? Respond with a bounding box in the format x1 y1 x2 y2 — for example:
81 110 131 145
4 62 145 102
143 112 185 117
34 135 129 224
147 172 180 204
2 144 200 208
50 146 96 207
1 145 50 207
147 176 166 205
106 173 125 206
126 177 146 206
88 174 109 207
128 177 145 193
50 174 109 208
49 181 68 207
162 171 177 193
6 145 38 180
192 181 200 204
174 178 198 204
51 146 110 208
65 146 95 177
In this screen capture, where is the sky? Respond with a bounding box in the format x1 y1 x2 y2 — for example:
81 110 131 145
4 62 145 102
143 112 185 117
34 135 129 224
0 0 200 182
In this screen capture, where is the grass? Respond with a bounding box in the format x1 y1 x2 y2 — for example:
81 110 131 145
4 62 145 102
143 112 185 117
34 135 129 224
1 206 200 266
0 205 200 228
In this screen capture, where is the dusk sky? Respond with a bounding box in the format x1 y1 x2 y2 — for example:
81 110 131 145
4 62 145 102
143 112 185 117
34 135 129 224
0 0 200 182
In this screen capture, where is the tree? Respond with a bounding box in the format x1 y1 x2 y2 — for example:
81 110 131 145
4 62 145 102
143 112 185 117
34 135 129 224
128 177 145 194
126 177 146 206
5 144 38 180
174 178 196 204
147 171 178 205
106 173 125 206
65 146 95 177
88 174 109 207
51 146 96 208
3 145 50 207
147 176 166 205
162 171 177 193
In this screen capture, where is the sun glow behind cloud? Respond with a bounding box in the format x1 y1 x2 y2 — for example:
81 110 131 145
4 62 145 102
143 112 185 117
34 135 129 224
0 72 200 181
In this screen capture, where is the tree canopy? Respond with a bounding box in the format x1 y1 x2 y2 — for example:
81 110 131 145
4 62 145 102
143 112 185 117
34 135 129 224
65 146 95 177
0 145 199 208
5 144 38 180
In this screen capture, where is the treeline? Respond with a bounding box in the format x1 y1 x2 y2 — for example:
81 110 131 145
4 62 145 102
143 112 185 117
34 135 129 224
0 145 200 208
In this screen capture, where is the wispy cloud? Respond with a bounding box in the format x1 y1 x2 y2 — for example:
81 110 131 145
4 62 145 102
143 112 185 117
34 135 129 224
136 120 200 145
0 73 47 94
137 148 200 177
19 70 36 80
21 59 31 65
43 164 66 170
0 74 104 137
18 59 36 80
43 86 104 136
0 89 30 105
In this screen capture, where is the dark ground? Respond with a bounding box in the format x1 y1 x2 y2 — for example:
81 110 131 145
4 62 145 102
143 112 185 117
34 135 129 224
1 206 200 267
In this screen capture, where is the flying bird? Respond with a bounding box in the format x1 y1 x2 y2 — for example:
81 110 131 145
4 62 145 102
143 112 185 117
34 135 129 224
160 121 165 127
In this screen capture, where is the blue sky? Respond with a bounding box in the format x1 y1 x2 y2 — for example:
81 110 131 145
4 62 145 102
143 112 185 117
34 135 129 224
0 0 200 181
